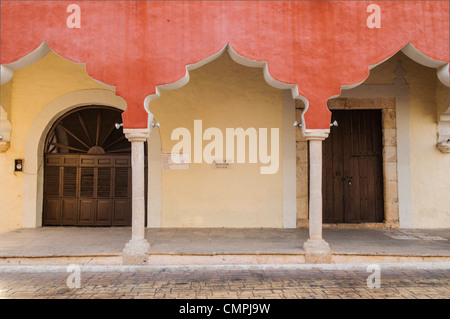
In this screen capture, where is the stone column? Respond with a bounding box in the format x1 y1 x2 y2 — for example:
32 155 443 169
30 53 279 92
302 129 331 263
295 107 309 228
122 128 150 265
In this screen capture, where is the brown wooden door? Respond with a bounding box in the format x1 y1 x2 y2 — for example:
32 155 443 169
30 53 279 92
322 110 384 223
43 154 132 226
42 106 142 227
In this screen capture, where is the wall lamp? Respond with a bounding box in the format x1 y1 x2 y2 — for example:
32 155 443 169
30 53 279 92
14 159 23 172
115 122 160 129
294 120 338 128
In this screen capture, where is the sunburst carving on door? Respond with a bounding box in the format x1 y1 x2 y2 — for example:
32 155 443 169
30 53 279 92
45 106 131 155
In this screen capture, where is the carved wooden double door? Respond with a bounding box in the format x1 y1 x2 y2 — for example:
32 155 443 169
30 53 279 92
42 106 143 226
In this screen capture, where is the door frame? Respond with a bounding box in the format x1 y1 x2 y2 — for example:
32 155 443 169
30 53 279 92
22 89 128 228
296 93 403 228
335 80 411 229
326 97 399 227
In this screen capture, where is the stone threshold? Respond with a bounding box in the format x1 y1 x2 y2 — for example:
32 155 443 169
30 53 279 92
2 252 449 266
322 223 391 229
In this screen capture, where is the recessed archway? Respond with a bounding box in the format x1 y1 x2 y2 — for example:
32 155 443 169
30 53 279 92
147 51 297 228
22 89 127 228
42 105 133 226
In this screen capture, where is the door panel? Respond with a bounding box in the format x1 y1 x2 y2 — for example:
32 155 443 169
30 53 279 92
43 199 60 225
113 199 130 225
80 167 95 198
114 167 129 198
96 199 112 225
323 111 345 223
62 167 77 198
97 167 112 198
78 199 96 225
44 166 61 197
323 110 384 223
62 199 78 224
43 154 138 226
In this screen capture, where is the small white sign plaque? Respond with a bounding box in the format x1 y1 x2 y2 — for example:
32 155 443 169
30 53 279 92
162 152 189 170
213 160 232 169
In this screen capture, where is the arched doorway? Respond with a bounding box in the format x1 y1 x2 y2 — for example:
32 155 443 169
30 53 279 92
42 106 136 226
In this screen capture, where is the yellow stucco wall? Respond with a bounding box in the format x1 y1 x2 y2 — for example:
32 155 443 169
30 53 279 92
404 60 450 228
1 80 15 232
150 53 284 227
366 52 450 228
1 81 13 118
0 52 111 233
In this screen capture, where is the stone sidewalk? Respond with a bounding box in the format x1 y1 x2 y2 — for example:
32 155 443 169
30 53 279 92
0 227 449 255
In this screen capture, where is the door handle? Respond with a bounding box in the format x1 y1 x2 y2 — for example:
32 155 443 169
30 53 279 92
342 176 352 185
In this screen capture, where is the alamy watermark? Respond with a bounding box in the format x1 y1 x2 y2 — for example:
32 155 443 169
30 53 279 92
366 264 381 288
170 120 280 175
66 4 81 29
66 3 382 30
64 264 381 291
66 264 81 289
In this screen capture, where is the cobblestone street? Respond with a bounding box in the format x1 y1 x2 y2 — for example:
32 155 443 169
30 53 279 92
0 266 449 299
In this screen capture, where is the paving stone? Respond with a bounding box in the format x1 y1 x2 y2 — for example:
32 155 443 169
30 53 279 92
0 268 449 299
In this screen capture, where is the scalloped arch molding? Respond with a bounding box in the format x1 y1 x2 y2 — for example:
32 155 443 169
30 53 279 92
1 1 449 130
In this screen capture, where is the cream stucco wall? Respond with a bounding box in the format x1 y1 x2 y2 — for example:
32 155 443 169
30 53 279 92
0 52 112 233
365 52 450 228
149 53 284 228
0 80 15 232
1 80 12 118
404 60 450 228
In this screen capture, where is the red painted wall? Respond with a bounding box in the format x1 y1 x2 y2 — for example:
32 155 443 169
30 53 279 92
1 1 448 129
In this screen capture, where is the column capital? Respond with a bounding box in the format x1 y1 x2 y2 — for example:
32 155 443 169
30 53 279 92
302 129 330 141
123 128 150 143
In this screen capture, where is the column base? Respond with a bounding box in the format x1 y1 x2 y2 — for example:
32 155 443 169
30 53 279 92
122 239 150 265
303 239 332 264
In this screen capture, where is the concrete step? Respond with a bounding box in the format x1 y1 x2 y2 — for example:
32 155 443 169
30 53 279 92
1 252 449 266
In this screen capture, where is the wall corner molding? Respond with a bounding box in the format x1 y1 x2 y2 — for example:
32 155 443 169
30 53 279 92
0 106 12 152
437 106 450 153
437 141 450 153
